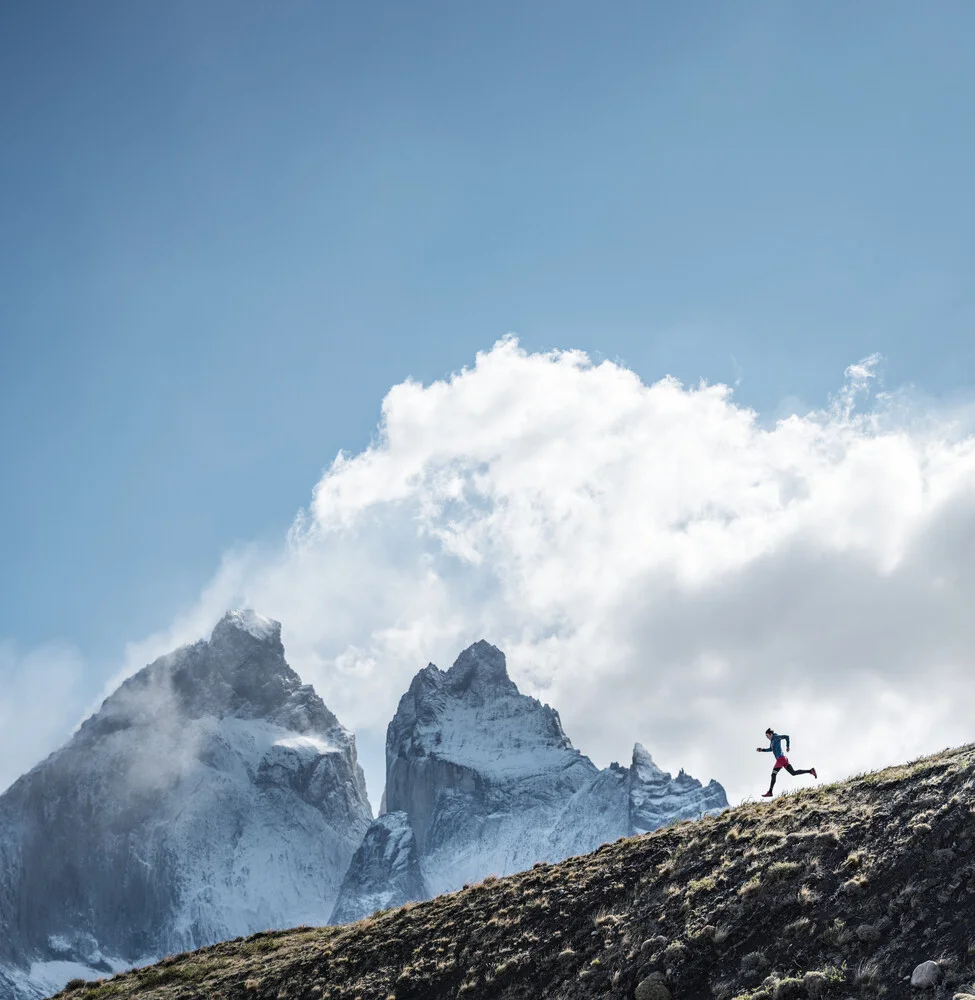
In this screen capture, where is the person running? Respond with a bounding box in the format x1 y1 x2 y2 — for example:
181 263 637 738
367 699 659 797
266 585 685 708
757 727 817 797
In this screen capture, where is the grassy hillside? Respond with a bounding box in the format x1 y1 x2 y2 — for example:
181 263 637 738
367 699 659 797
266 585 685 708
56 744 975 1000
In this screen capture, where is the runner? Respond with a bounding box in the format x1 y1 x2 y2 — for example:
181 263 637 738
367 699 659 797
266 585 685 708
757 727 817 797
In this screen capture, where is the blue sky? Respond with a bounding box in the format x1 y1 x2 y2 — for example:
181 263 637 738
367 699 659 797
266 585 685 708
2 2 974 796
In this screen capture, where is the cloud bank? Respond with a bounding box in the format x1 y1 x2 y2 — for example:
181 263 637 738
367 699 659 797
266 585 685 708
0 641 86 793
123 339 975 806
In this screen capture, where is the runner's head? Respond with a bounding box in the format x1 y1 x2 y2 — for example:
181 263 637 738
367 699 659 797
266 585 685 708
765 727 774 738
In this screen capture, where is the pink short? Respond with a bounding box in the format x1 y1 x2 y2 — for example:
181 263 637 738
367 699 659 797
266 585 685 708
773 756 789 770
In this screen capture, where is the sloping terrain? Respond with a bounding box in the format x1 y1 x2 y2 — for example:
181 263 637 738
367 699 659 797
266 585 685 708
54 743 975 1000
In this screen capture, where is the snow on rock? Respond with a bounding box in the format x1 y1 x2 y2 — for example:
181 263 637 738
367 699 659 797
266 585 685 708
217 609 280 643
628 743 727 834
342 640 729 912
329 812 427 925
0 610 372 1000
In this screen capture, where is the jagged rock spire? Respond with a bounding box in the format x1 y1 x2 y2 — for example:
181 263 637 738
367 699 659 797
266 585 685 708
444 640 517 698
370 640 728 905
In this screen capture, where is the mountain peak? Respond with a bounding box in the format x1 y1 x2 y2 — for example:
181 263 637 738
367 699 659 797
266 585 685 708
79 609 337 741
444 640 516 697
631 742 663 773
211 609 282 647
0 613 372 997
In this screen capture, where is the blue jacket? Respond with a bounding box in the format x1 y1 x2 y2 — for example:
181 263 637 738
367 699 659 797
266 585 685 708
760 733 790 758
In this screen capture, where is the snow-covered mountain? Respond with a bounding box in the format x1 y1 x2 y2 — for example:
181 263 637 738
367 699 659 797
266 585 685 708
0 622 727 993
328 813 427 925
330 640 726 922
0 610 372 1000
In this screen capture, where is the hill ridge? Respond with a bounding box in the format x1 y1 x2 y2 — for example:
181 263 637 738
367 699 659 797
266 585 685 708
55 743 975 1000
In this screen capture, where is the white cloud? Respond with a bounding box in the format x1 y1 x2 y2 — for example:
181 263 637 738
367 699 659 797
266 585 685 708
0 641 86 793
117 338 975 807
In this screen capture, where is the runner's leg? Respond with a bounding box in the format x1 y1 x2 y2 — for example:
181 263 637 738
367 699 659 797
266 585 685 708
785 764 813 776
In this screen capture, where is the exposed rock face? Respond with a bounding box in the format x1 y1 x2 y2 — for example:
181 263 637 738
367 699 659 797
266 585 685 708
0 610 372 999
627 742 728 833
333 640 728 919
383 641 599 893
329 812 427 924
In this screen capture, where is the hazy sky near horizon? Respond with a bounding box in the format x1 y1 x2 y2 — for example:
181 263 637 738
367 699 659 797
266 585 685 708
2 2 974 805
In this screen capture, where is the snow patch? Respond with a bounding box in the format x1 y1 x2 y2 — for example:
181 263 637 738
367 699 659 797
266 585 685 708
12 956 132 1000
28 961 104 992
273 734 342 756
222 609 279 641
410 695 582 780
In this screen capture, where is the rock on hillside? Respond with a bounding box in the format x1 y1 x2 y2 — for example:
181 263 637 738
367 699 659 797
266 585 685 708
59 742 975 1000
0 611 372 1000
332 640 726 920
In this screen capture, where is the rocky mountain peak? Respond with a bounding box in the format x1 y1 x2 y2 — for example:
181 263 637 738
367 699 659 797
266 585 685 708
407 663 445 698
77 609 341 746
0 611 372 998
443 640 517 699
186 608 309 724
631 742 662 773
210 609 283 649
374 640 728 904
